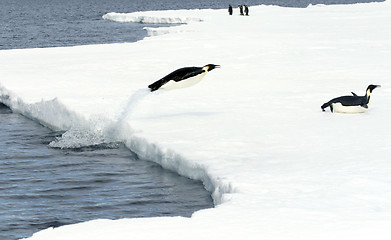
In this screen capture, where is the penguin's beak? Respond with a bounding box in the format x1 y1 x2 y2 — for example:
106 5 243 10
373 85 381 91
210 65 220 71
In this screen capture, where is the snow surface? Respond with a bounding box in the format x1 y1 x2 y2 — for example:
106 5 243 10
1 1 391 239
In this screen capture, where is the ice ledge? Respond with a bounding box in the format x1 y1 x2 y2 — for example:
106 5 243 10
102 12 203 24
0 85 234 206
125 135 235 205
0 85 83 131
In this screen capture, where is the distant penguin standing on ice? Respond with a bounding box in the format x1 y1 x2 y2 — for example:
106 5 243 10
244 5 249 16
148 64 220 92
228 5 233 15
321 84 381 113
238 5 244 15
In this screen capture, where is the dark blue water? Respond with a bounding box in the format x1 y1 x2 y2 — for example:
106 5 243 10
0 103 213 240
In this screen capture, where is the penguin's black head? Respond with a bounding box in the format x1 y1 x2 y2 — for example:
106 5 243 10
203 64 220 72
367 84 381 93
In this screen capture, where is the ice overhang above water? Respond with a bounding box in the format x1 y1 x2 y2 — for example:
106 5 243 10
102 11 204 24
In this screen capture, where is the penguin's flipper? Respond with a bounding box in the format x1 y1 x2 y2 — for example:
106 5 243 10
148 78 169 92
351 92 358 96
361 103 369 109
321 102 331 112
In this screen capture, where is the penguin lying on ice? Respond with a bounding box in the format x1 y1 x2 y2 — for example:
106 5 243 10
148 64 220 92
321 84 381 113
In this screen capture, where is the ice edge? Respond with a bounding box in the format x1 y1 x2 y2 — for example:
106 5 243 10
0 84 234 207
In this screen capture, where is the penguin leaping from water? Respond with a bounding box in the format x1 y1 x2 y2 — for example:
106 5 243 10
321 84 381 113
148 64 220 92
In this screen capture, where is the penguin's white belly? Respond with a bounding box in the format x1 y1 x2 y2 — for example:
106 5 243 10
161 72 207 91
332 103 367 113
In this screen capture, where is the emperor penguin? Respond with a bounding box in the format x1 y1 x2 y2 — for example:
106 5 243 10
321 84 381 113
238 5 244 15
244 5 249 16
148 64 220 92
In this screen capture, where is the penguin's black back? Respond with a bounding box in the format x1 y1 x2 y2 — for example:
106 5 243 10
148 67 205 92
329 95 368 106
163 67 204 82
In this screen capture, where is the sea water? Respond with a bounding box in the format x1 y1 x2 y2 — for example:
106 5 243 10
0 0 382 239
0 103 213 240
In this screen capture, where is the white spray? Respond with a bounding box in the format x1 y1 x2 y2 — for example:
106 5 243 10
50 88 155 149
116 88 151 123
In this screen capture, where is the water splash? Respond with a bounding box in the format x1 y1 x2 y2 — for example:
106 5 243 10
49 128 106 149
49 88 153 149
102 88 152 143
117 88 151 123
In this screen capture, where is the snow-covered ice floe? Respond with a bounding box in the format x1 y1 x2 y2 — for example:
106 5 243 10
102 9 207 36
103 11 203 24
1 1 391 239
